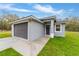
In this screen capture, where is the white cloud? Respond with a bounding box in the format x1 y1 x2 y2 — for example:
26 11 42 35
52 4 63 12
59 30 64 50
68 9 74 12
33 4 65 15
0 4 34 12
0 4 74 19
33 4 75 19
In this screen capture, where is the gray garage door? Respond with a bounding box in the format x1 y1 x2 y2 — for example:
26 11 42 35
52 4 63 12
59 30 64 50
14 22 28 39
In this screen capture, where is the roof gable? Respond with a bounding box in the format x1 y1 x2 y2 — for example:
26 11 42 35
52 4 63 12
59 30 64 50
40 16 56 22
11 15 43 24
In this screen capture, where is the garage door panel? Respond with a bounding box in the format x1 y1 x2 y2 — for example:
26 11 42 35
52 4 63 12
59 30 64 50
14 22 28 39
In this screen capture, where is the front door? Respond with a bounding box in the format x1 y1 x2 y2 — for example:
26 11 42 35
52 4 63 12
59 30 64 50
46 25 50 35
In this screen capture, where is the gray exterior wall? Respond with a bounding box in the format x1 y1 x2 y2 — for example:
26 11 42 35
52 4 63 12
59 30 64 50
28 20 45 41
54 24 65 37
14 22 28 39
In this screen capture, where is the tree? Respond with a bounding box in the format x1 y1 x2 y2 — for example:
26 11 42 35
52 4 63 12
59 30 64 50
0 14 19 31
64 16 79 31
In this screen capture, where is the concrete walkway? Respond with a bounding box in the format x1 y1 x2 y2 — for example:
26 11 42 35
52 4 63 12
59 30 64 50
31 36 49 56
0 36 49 56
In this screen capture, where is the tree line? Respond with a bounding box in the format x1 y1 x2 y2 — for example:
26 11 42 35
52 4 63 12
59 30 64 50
64 16 79 32
0 13 79 32
0 14 19 31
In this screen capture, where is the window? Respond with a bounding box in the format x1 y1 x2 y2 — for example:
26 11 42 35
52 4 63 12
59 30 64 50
56 24 60 31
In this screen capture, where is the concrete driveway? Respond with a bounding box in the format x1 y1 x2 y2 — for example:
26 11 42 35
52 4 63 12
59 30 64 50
0 37 14 51
0 36 49 56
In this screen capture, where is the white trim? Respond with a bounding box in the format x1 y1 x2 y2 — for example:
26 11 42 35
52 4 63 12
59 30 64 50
12 22 29 40
55 24 62 32
45 24 46 36
12 24 14 37
50 20 54 38
27 22 30 41
13 20 28 25
11 15 43 24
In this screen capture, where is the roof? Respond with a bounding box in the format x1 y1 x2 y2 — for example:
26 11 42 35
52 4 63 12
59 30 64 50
40 16 56 20
55 21 65 24
11 15 43 24
40 16 56 22
11 15 65 24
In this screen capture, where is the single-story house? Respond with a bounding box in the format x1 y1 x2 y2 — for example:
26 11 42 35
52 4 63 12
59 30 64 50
11 15 65 41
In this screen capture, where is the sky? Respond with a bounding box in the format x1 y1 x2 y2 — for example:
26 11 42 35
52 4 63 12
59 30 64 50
0 3 79 19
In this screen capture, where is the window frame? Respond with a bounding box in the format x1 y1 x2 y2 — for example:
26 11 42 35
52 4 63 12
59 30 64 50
55 24 62 32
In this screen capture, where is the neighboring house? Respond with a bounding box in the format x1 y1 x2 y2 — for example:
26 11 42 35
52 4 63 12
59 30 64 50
11 15 65 41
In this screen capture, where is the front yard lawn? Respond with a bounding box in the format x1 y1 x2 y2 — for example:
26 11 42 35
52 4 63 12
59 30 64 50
0 31 79 56
38 32 79 56
0 48 22 56
0 31 11 38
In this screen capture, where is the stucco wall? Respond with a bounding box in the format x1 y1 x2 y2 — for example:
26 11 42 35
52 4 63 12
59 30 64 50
54 24 65 37
28 20 45 41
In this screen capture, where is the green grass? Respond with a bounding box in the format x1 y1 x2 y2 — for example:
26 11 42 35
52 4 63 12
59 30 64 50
0 48 22 56
38 32 79 56
0 31 11 38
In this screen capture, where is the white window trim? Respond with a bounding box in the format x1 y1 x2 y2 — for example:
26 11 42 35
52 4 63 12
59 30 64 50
55 24 62 32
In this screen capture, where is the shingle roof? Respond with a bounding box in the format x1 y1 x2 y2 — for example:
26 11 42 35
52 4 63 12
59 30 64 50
11 15 65 24
40 16 56 20
11 15 43 24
